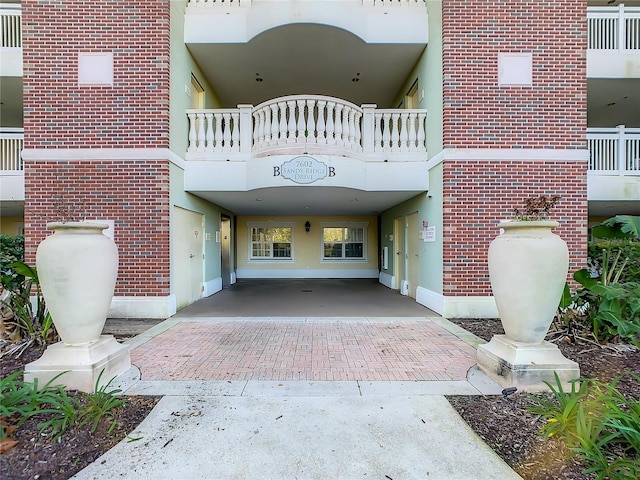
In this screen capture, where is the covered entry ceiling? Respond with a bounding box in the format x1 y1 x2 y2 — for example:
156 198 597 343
190 186 425 216
186 23 427 108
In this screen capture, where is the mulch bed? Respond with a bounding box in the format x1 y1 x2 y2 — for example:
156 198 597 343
1 343 159 480
447 318 640 480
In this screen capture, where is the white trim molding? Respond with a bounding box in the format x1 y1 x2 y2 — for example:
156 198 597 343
416 287 499 319
109 295 177 319
21 148 187 168
378 271 396 289
237 268 379 279
440 148 589 162
203 277 223 297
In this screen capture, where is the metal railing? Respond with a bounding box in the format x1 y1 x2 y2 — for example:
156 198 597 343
0 4 21 48
0 128 24 171
587 125 640 175
588 4 640 51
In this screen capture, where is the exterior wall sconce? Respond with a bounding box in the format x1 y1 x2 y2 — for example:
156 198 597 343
305 221 311 233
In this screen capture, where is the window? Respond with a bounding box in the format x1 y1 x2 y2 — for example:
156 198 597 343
250 226 292 259
323 226 365 260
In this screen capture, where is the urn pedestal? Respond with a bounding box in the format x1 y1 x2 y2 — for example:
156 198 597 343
25 222 130 393
477 221 580 392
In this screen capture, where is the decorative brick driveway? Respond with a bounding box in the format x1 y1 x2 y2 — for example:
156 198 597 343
131 319 478 382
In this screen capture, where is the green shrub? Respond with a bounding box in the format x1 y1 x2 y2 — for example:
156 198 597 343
528 372 640 480
0 234 24 290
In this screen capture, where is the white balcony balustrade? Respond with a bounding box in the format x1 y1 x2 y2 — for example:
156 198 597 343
187 0 426 9
587 126 640 175
588 4 640 51
0 128 23 171
186 95 427 162
0 4 21 48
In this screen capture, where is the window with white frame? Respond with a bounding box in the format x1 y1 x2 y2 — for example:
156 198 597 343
249 225 292 259
322 224 366 260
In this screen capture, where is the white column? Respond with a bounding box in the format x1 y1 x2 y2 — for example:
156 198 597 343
361 105 376 154
617 124 626 175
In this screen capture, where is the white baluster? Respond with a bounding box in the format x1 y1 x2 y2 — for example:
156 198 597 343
408 113 417 152
214 113 223 151
354 111 362 152
253 111 260 146
417 112 426 152
334 104 344 146
258 108 269 147
223 113 232 152
382 113 391 152
347 108 356 150
197 113 206 153
270 104 279 145
391 113 401 152
231 112 240 152
316 100 326 144
342 107 351 148
306 99 316 144
278 102 287 144
399 113 409 153
326 102 335 145
373 113 382 153
188 113 197 153
286 100 296 144
205 113 214 153
296 99 306 142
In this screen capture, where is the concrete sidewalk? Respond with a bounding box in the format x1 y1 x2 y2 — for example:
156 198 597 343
74 314 522 479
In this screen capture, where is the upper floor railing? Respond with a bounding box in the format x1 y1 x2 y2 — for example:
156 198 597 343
186 95 427 161
587 125 640 175
0 128 23 171
187 0 425 8
0 4 21 48
588 4 640 51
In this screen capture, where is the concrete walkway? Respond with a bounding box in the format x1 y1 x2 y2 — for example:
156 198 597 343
75 281 521 479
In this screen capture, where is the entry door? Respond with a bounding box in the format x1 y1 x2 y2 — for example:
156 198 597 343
173 207 204 309
221 216 231 287
406 212 419 299
394 217 405 290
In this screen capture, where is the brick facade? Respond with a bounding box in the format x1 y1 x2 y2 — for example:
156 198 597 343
441 0 589 296
23 160 171 296
21 0 170 149
22 0 171 297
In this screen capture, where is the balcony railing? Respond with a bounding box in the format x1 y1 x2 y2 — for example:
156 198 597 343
0 128 23 171
187 0 425 8
0 4 21 48
587 126 640 175
588 4 640 51
186 95 427 161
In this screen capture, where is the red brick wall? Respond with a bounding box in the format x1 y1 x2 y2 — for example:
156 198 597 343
22 0 170 148
441 0 587 148
441 1 589 296
24 159 171 296
442 159 588 296
22 0 172 297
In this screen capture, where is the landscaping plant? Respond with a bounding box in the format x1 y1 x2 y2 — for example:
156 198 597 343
1 369 127 445
528 372 640 480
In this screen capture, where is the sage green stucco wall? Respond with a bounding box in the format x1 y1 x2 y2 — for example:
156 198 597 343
392 0 443 158
169 0 221 156
383 0 444 294
169 163 235 286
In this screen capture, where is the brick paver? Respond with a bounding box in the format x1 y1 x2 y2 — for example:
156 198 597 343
131 320 477 382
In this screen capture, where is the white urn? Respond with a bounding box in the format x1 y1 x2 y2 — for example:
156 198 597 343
488 220 569 344
36 222 118 345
